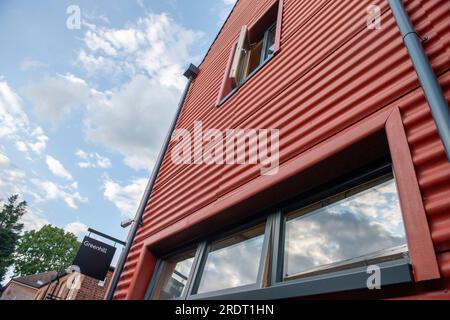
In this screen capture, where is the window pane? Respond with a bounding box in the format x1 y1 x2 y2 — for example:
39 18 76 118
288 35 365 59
264 25 276 60
284 175 407 281
247 40 263 75
197 224 265 294
152 250 195 299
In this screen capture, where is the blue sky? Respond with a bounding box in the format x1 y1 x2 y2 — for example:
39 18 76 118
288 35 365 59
0 0 236 278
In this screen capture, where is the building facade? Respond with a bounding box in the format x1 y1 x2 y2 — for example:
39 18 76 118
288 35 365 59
112 0 450 300
35 268 114 300
1 272 58 300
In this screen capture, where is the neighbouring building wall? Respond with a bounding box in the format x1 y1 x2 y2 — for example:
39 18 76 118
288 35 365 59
113 0 450 300
0 282 37 300
74 270 113 300
35 270 113 300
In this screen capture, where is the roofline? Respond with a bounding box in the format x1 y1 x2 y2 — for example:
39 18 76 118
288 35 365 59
8 279 41 290
197 0 240 69
10 271 60 289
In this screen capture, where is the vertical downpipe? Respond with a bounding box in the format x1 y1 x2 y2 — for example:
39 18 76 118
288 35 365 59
389 0 450 161
106 64 200 300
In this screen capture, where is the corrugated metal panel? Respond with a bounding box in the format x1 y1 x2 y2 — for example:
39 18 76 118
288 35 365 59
114 0 450 299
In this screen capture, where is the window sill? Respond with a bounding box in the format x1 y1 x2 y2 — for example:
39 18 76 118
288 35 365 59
188 258 412 300
216 52 276 108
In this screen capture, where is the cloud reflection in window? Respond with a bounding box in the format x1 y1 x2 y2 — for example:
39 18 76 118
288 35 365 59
284 177 407 279
197 225 265 294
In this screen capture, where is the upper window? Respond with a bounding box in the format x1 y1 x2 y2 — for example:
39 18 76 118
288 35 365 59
230 23 277 87
216 0 281 105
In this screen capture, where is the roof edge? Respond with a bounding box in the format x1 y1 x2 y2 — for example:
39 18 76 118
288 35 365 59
197 0 240 69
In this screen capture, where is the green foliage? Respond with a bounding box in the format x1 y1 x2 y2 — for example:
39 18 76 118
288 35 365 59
13 225 80 276
0 195 26 282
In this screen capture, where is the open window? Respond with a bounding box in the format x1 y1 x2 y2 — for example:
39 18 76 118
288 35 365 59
229 23 277 86
216 0 282 106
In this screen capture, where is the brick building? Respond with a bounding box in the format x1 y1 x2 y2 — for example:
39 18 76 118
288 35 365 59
35 267 114 300
1 271 58 300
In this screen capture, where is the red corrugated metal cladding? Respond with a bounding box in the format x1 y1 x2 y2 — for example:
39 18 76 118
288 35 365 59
113 0 450 299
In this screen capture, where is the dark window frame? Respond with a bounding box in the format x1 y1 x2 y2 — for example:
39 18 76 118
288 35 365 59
145 162 412 300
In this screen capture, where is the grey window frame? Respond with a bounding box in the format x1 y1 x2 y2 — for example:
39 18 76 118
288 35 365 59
145 162 412 300
260 23 277 62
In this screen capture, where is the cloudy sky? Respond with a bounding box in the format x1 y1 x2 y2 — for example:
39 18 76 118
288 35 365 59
0 0 236 277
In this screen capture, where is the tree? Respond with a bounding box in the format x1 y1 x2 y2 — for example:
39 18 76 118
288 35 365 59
0 195 26 282
13 225 80 276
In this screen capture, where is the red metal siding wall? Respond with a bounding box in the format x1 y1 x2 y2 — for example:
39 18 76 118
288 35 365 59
114 0 450 299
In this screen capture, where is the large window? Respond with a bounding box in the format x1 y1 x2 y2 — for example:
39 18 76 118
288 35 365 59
147 165 411 300
283 175 407 281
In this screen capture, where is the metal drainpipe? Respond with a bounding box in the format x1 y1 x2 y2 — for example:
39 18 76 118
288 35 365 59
106 64 200 300
389 0 450 161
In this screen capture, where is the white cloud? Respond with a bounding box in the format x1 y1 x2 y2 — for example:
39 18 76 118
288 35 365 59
0 150 78 230
20 58 48 72
24 73 90 122
85 75 179 170
75 149 112 169
82 11 111 25
0 79 49 155
15 141 28 152
28 127 48 155
0 153 10 167
32 179 87 209
23 13 204 171
215 0 237 24
20 209 49 232
45 155 73 180
0 153 26 197
77 50 116 76
65 221 88 237
103 177 147 217
78 13 204 90
84 29 119 56
23 71 178 171
0 78 29 138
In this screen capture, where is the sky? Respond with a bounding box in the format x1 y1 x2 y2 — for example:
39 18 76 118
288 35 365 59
0 0 237 281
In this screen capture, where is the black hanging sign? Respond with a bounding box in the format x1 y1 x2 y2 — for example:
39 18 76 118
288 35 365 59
72 236 116 280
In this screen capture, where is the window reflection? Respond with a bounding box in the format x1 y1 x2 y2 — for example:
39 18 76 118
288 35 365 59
197 224 265 294
264 24 276 60
284 175 407 281
152 250 195 300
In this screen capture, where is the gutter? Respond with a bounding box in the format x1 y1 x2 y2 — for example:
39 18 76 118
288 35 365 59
389 0 450 161
106 64 200 300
